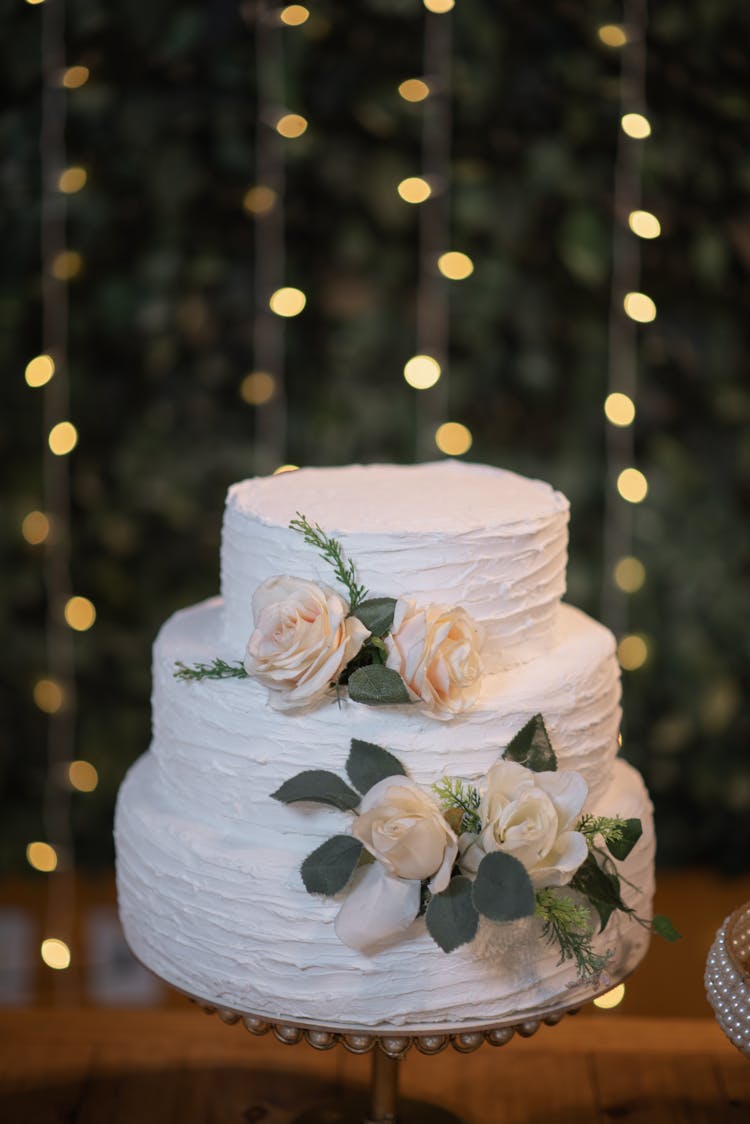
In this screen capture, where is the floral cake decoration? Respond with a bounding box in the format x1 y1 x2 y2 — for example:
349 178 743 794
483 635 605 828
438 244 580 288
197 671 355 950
175 514 484 718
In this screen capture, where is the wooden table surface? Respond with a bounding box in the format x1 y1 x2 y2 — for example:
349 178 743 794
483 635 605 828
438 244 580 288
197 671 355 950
1 1009 749 1123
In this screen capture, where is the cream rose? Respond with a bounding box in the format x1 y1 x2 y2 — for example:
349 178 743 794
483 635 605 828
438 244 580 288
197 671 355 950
244 576 369 710
384 599 484 718
459 760 588 888
335 776 458 952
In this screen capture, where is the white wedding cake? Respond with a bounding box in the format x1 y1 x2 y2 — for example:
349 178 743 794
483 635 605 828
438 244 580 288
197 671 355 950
115 462 655 1030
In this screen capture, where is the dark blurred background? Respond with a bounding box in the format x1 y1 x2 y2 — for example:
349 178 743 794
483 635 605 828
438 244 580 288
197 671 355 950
3 0 750 1007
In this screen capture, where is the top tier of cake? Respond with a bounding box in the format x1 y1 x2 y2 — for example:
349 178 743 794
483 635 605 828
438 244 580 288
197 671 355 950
220 462 569 674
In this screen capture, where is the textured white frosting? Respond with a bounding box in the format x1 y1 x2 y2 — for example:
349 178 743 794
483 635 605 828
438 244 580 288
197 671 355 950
220 463 569 673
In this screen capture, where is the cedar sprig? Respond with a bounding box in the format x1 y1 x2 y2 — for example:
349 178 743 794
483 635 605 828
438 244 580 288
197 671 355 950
289 512 368 610
174 659 248 681
535 889 611 981
432 777 482 834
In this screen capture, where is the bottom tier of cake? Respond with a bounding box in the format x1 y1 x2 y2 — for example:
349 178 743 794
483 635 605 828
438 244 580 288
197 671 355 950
116 753 655 1030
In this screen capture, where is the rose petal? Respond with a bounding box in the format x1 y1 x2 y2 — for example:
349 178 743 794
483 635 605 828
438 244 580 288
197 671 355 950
534 771 589 832
529 830 589 888
334 863 421 952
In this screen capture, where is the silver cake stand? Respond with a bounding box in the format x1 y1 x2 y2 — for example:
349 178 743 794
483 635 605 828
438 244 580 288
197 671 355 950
163 971 630 1124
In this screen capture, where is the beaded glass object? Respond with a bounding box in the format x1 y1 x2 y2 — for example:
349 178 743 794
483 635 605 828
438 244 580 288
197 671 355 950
705 900 750 1059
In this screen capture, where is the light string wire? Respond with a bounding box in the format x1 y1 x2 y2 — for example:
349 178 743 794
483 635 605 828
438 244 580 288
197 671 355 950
40 0 77 999
601 0 649 641
415 4 452 461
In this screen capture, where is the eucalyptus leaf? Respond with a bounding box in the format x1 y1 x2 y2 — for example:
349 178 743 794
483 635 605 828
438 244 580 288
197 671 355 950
606 818 643 861
651 914 681 942
347 665 411 706
353 597 397 637
425 876 479 952
301 835 364 895
271 770 361 812
346 738 407 795
503 714 557 772
570 853 626 932
471 852 536 922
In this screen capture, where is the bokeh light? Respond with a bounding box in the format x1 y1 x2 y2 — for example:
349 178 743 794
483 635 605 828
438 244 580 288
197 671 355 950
617 467 648 504
41 939 71 970
240 371 276 405
280 4 309 25
33 678 65 714
48 421 78 456
397 177 431 204
275 113 308 139
594 983 626 1008
58 166 87 194
604 392 636 427
51 250 82 280
64 595 96 631
398 78 430 103
25 354 55 387
404 355 441 390
27 842 58 872
618 635 649 671
628 210 661 239
62 65 89 88
269 287 306 317
243 185 277 215
597 25 627 47
273 464 300 475
621 113 651 139
22 511 51 545
68 760 99 792
423 0 454 11
435 422 472 456
623 291 656 323
614 556 646 594
437 251 474 280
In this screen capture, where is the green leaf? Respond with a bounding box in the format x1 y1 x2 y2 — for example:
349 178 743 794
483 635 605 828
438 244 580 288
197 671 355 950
346 738 406 795
271 770 361 812
347 665 411 706
606 818 643 861
301 836 364 895
503 714 557 772
471 852 536 922
651 914 681 942
425 877 479 952
353 597 397 637
570 853 627 932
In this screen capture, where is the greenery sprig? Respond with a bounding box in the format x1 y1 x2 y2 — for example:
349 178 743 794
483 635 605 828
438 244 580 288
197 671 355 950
173 658 248 681
432 777 482 834
535 889 610 980
289 512 368 610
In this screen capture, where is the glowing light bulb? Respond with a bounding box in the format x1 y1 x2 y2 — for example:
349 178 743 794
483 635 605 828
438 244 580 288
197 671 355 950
628 210 661 239
435 422 472 456
617 635 649 671
594 983 626 1008
397 177 431 204
398 78 430 103
41 938 71 970
273 464 299 474
27 842 58 872
597 25 627 47
617 468 648 504
423 0 454 11
68 760 98 792
243 185 277 215
604 392 636 427
51 250 82 280
25 354 55 387
48 421 78 456
269 287 306 317
64 595 96 631
275 113 308 139
623 292 656 323
22 511 51 545
240 371 276 405
62 65 89 88
280 4 309 25
33 678 65 714
621 113 651 139
437 251 474 280
58 167 87 194
613 557 646 594
404 355 441 389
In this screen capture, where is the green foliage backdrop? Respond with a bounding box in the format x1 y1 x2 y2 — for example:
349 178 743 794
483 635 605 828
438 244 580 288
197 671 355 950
3 0 749 872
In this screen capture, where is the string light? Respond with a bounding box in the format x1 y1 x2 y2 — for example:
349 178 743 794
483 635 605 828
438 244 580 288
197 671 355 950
398 78 430 103
597 25 627 48
397 176 432 204
50 250 82 280
437 251 474 280
404 355 441 389
621 112 651 139
25 354 55 387
617 634 649 670
22 511 51 545
594 983 626 1008
435 421 472 456
57 166 87 194
617 467 648 503
34 678 65 714
604 392 636 427
273 464 299 474
48 421 78 456
269 287 306 317
240 371 276 405
64 595 96 631
27 843 58 872
614 556 646 594
61 65 89 88
68 760 98 792
243 185 277 215
628 209 661 239
280 4 309 25
623 291 656 323
275 113 308 139
25 0 46 6
41 938 71 970
423 0 454 11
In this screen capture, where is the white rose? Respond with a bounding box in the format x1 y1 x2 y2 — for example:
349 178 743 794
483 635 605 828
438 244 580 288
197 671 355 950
334 776 458 953
244 576 369 710
459 759 588 888
384 598 484 718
